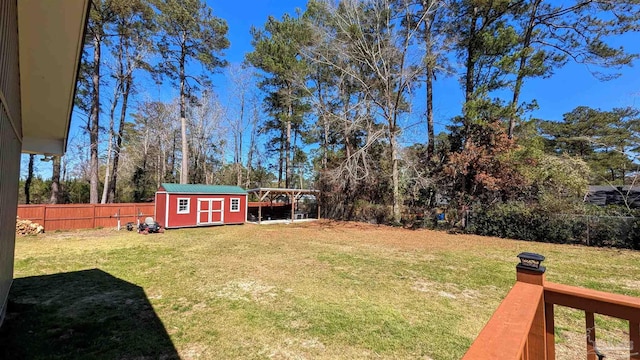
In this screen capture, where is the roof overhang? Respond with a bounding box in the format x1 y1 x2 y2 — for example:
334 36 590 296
247 188 320 194
18 0 89 155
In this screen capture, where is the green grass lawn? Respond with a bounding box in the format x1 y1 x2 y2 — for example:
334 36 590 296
2 221 640 359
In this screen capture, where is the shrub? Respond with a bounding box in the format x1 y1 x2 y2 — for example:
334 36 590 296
467 202 638 249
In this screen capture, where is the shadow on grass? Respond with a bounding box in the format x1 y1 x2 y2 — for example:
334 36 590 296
0 269 178 359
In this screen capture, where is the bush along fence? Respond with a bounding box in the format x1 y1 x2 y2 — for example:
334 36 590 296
17 203 155 232
467 205 640 250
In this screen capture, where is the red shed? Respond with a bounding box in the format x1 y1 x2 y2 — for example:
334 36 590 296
155 183 247 229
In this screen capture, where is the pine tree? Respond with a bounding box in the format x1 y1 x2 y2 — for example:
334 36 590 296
153 0 229 184
247 14 312 188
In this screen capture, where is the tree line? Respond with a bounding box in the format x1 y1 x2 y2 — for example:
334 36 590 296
22 0 640 226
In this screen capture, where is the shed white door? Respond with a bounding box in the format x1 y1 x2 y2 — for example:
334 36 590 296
197 198 224 225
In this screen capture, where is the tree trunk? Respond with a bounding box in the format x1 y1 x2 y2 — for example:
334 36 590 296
390 130 400 223
170 130 177 180
342 84 352 159
101 85 119 204
89 33 101 203
285 86 292 188
317 74 328 170
426 62 435 157
424 8 435 157
464 15 478 105
25 154 35 204
508 0 541 139
236 93 245 186
245 105 258 188
278 132 284 187
108 77 131 202
462 12 479 151
50 156 61 204
179 47 189 184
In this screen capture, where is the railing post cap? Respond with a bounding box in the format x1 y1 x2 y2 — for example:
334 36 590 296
516 252 546 273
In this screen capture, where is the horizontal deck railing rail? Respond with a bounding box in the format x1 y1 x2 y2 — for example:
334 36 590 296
462 281 545 359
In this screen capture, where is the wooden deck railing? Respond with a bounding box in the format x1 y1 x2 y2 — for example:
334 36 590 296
463 253 640 360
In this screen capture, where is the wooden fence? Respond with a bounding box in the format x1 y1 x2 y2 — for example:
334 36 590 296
17 203 155 231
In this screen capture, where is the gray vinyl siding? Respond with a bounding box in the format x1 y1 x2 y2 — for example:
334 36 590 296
0 0 21 325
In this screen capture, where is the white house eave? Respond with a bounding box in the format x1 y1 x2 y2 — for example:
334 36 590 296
18 0 89 155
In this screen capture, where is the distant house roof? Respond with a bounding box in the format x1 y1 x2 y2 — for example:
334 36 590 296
159 183 247 194
585 185 640 208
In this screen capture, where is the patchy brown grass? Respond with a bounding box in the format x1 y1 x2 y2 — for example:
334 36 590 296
3 220 639 359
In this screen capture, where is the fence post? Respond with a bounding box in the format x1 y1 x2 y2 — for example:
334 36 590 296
42 205 48 231
516 252 547 360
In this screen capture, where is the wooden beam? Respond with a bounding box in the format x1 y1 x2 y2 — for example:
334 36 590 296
291 191 295 222
258 190 262 224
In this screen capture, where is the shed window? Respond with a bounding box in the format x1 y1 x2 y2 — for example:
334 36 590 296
177 198 190 214
230 198 240 212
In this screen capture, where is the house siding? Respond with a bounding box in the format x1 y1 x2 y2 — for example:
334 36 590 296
0 0 21 326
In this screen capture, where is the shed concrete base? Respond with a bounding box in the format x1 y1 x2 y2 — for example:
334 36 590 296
246 219 319 225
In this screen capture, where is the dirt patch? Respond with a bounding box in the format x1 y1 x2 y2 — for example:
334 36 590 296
214 280 278 303
260 338 326 360
622 280 640 290
179 343 207 360
299 220 519 252
412 280 482 300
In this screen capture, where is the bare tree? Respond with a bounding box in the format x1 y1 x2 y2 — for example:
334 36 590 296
188 90 226 184
305 0 432 221
225 64 258 186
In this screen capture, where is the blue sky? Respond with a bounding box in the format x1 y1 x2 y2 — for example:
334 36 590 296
217 0 640 146
21 0 640 178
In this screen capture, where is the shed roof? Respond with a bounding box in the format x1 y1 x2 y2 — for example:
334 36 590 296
160 183 247 194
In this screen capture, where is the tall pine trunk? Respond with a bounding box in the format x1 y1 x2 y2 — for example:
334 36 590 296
424 6 435 157
108 77 131 203
426 61 435 157
179 45 189 184
25 154 35 204
390 130 400 223
285 85 292 188
245 105 258 188
509 0 541 139
89 33 101 203
101 84 119 204
50 156 61 204
277 132 284 187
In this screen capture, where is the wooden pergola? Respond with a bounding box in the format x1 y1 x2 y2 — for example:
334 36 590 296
247 188 320 224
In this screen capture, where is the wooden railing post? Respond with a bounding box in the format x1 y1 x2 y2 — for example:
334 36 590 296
631 321 640 360
586 311 596 360
517 252 547 360
516 252 546 286
545 302 555 360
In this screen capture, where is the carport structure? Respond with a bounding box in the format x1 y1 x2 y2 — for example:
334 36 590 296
247 188 320 224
